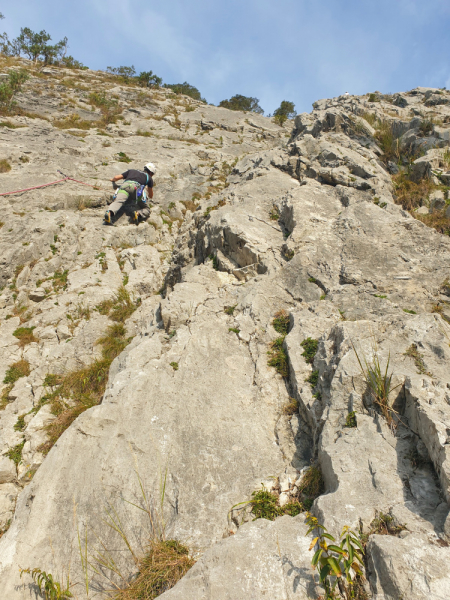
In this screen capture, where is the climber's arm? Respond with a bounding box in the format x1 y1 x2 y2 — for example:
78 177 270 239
147 185 154 199
110 174 124 182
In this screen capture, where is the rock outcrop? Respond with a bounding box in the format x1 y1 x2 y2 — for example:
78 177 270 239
0 60 450 599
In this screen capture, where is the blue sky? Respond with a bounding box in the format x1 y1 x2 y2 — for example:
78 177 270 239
2 0 450 114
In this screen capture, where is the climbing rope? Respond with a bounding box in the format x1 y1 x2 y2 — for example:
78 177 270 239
0 170 103 197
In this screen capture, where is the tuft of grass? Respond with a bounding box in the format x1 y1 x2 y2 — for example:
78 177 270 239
272 310 290 335
13 326 38 347
113 540 195 600
0 158 11 173
403 308 417 315
300 338 319 364
297 465 324 510
244 486 303 522
3 359 30 384
224 305 237 315
14 414 27 432
53 269 69 291
267 337 288 377
282 397 299 416
117 151 132 164
97 286 141 322
169 362 179 371
269 205 280 221
38 322 133 455
53 113 92 130
6 439 25 466
404 344 432 376
345 411 357 428
367 511 406 537
351 340 402 430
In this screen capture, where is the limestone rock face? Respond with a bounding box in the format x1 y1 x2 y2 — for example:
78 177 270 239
1 61 450 599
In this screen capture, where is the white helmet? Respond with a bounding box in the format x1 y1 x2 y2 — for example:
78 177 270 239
144 162 156 175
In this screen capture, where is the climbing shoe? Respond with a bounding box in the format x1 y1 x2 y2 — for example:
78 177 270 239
104 210 113 225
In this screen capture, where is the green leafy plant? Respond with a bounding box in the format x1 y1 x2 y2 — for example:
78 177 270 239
403 308 417 315
169 362 179 371
19 568 72 599
305 512 365 600
224 305 237 315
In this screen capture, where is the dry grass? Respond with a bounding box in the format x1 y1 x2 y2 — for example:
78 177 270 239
392 172 435 211
0 159 12 173
13 326 38 347
53 113 93 130
416 209 450 236
37 288 140 455
113 540 195 600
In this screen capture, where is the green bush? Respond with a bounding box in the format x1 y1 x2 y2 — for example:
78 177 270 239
219 94 264 114
300 338 319 364
273 100 296 126
164 81 205 102
0 70 28 113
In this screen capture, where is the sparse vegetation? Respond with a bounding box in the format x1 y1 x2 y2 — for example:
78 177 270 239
306 370 319 387
112 540 195 600
3 359 30 385
282 397 299 416
0 158 11 172
19 568 72 599
297 465 324 510
36 287 140 455
169 362 179 371
224 305 237 315
365 511 406 538
6 439 25 465
228 327 240 335
13 326 37 347
269 205 280 220
404 343 432 376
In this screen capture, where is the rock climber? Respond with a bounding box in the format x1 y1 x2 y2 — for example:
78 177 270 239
104 162 156 225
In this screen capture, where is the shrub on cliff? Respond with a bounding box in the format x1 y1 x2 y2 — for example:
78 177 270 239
219 94 264 114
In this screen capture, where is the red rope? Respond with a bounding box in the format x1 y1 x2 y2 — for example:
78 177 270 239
0 176 101 197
